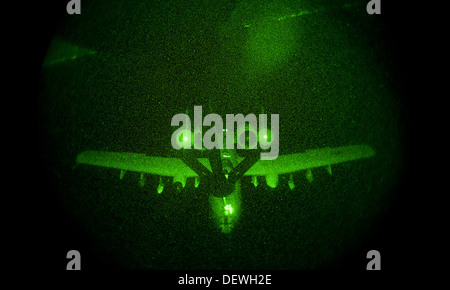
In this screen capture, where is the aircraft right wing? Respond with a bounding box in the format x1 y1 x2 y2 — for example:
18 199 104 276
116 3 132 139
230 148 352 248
243 144 375 188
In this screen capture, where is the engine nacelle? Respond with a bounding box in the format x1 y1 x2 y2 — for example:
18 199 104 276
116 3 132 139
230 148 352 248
173 128 194 149
236 123 258 150
235 123 273 151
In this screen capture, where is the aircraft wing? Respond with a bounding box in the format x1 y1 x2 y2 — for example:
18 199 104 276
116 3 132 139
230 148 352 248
76 151 211 178
76 144 375 190
245 145 375 176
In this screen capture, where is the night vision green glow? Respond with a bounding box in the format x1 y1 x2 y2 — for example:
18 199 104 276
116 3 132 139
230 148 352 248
75 144 374 234
40 0 403 270
243 12 296 76
224 204 233 215
242 3 361 26
237 2 365 77
43 39 96 66
276 10 312 21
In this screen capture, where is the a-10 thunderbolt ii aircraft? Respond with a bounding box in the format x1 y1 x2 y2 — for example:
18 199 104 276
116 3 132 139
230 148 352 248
76 115 375 233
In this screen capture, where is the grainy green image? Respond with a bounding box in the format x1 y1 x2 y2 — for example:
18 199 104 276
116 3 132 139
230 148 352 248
39 0 403 269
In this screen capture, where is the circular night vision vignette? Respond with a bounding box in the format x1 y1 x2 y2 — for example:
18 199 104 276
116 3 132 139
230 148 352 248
38 0 405 270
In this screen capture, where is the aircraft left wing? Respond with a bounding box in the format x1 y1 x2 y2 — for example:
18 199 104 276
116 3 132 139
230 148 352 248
76 151 211 178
